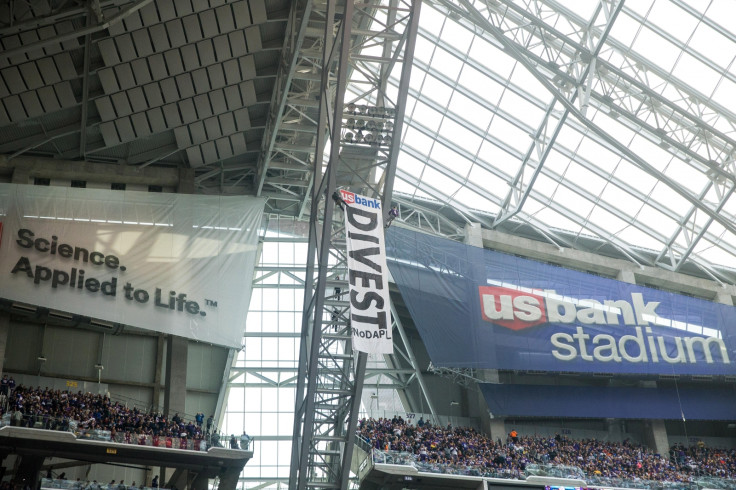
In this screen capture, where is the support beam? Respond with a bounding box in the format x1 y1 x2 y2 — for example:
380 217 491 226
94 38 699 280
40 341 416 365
0 0 157 63
163 336 188 418
289 0 422 487
0 156 183 187
0 314 9 376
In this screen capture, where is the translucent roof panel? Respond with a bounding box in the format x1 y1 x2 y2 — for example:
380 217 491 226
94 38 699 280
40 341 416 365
387 0 736 281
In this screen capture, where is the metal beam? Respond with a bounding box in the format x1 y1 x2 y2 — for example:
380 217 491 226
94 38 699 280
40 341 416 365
447 0 736 252
255 0 315 196
0 0 156 62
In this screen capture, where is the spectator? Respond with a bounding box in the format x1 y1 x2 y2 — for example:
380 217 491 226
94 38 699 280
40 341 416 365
357 416 736 483
151 476 158 489
206 415 214 434
240 431 251 450
509 429 518 443
230 434 239 449
334 276 342 300
385 205 399 228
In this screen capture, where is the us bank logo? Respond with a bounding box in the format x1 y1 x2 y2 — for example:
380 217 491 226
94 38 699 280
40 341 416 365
478 285 730 366
340 190 355 204
339 190 380 209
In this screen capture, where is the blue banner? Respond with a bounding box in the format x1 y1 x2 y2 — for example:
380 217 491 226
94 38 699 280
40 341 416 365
479 383 736 419
385 227 736 375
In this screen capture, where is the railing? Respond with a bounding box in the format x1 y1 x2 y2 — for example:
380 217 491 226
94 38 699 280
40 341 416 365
0 413 255 453
586 475 699 490
370 449 729 489
41 479 159 490
525 462 586 480
693 477 736 490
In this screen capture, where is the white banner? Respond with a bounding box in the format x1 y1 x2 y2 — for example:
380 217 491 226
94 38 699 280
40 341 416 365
0 184 264 348
340 189 393 354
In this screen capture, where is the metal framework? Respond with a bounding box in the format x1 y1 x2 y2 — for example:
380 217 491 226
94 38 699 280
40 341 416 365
281 0 422 488
390 0 736 285
7 0 736 487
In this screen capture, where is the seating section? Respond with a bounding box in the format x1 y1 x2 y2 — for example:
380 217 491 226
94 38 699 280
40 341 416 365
2 385 211 449
358 417 736 483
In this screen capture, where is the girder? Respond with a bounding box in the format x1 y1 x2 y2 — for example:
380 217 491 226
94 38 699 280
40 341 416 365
429 0 736 283
492 0 623 228
287 0 421 488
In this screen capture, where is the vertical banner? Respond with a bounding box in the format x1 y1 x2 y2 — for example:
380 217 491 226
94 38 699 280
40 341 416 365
340 190 393 354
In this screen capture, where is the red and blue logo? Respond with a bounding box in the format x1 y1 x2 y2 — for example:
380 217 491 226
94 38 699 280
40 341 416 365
340 189 355 204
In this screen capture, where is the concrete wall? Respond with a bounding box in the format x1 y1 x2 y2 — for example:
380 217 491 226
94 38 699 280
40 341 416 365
2 314 226 420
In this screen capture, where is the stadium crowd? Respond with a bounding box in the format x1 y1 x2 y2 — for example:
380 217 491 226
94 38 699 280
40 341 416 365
358 416 736 483
0 385 215 447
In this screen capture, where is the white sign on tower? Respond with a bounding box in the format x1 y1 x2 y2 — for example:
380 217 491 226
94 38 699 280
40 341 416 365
340 189 393 354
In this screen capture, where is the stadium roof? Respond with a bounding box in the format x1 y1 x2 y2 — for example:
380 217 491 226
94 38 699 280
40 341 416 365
3 0 736 284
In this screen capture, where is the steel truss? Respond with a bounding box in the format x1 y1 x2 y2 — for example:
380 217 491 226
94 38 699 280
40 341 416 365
424 0 736 284
283 0 421 488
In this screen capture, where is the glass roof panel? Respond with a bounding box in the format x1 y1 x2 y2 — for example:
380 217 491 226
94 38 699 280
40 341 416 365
496 88 545 128
488 114 532 149
476 140 520 178
587 206 629 236
421 73 454 107
413 35 438 65
646 1 698 44
671 53 720 96
704 0 736 33
454 185 498 213
468 42 515 79
429 47 464 81
411 99 443 132
563 163 608 198
630 27 680 73
388 0 736 280
420 2 449 32
616 226 662 251
689 24 736 70
467 164 509 199
636 204 677 237
404 126 436 154
598 184 640 218
448 92 494 134
421 165 462 197
533 206 584 236
442 18 474 53
621 0 655 17
649 182 692 217
457 65 505 106
543 149 574 176
608 12 640 48
431 140 474 177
